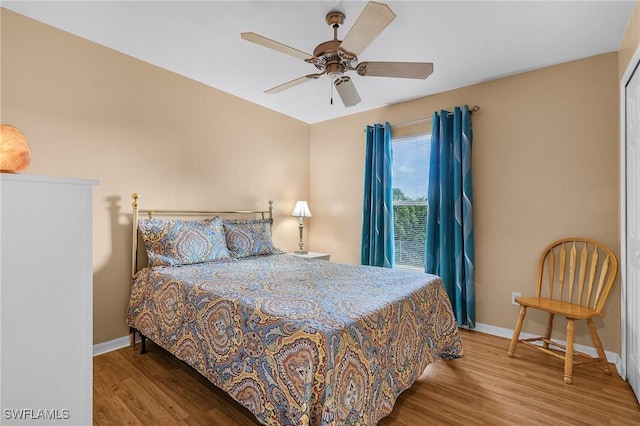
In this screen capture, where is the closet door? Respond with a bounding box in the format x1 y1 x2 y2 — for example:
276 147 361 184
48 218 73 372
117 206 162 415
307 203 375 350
624 54 640 402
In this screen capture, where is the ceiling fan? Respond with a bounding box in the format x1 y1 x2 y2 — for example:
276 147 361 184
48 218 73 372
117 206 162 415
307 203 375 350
241 1 434 107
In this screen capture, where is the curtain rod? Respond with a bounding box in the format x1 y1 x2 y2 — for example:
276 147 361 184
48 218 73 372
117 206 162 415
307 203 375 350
390 105 480 129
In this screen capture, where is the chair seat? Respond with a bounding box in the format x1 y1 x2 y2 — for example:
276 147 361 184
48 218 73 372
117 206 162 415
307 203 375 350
516 297 603 319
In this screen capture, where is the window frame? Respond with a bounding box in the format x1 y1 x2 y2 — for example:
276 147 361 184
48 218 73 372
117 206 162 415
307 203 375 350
391 132 431 270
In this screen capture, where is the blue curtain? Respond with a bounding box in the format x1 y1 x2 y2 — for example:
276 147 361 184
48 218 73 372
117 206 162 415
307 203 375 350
426 106 475 327
361 122 395 268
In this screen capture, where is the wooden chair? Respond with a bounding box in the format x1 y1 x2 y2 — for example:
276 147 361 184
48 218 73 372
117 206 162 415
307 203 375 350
507 237 618 384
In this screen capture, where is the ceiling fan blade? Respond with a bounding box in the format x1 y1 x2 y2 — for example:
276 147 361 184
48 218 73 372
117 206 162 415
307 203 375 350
356 62 434 79
241 32 314 61
334 76 361 107
338 2 395 58
265 73 323 94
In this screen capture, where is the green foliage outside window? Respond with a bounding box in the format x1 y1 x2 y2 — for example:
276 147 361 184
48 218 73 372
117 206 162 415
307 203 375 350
393 188 427 269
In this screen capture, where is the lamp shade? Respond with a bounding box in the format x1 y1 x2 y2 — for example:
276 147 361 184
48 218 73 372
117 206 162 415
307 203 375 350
0 124 31 173
291 201 312 218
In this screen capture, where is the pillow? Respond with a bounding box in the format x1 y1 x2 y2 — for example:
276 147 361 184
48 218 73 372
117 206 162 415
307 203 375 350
138 217 231 267
223 218 283 258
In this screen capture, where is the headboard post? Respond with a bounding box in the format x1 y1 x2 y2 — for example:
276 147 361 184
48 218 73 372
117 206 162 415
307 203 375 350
269 200 273 219
131 193 140 278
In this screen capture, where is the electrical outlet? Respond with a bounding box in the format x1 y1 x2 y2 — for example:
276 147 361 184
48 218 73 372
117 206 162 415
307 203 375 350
511 292 522 306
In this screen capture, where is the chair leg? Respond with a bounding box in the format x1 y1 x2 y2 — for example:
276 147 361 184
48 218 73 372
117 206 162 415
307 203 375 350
564 319 575 384
543 313 555 349
586 318 611 375
508 306 527 357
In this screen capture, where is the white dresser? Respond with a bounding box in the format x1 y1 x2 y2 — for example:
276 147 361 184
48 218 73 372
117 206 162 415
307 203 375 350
0 173 98 425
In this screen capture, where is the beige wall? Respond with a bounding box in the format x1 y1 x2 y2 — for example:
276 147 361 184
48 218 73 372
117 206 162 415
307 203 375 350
1 9 310 344
619 1 640 78
310 53 622 352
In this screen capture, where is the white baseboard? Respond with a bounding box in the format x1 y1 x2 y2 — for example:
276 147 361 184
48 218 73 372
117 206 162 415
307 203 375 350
93 335 131 357
472 322 623 377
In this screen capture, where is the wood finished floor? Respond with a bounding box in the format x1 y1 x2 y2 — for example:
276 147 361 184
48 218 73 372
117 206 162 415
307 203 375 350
94 330 640 425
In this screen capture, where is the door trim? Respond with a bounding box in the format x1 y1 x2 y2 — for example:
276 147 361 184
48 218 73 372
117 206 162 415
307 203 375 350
620 43 640 381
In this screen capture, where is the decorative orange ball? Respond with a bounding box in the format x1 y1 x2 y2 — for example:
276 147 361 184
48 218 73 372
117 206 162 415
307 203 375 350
0 125 31 173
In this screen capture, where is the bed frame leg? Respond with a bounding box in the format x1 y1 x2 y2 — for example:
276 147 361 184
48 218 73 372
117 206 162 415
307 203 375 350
140 334 148 354
129 327 148 354
129 327 136 347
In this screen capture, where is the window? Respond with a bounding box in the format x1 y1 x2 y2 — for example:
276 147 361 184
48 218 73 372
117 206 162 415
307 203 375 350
392 133 430 269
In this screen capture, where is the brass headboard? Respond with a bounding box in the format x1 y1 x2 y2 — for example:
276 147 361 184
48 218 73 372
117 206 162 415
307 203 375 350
131 193 273 277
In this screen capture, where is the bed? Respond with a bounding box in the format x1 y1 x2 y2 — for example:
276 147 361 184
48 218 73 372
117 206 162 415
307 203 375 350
126 194 463 425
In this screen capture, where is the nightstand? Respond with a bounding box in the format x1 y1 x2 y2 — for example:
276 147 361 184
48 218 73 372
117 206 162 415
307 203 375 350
291 251 331 261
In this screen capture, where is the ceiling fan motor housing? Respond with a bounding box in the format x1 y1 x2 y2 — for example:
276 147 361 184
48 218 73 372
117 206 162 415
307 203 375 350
313 45 357 77
313 11 357 77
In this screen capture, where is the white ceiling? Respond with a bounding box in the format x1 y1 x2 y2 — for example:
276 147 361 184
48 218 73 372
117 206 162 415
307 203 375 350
3 1 636 124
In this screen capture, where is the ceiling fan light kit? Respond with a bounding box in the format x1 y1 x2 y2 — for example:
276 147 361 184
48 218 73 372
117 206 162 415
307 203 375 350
241 1 433 108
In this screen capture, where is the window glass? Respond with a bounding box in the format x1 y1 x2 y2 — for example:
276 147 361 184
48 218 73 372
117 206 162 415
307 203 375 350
392 133 430 269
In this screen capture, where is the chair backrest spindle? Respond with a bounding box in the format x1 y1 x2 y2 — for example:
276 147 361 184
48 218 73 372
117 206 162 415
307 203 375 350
586 249 599 308
594 256 611 311
545 250 555 299
568 241 577 302
578 243 588 304
559 243 567 300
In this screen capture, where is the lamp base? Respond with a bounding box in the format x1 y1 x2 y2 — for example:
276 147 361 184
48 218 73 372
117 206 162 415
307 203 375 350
294 250 309 255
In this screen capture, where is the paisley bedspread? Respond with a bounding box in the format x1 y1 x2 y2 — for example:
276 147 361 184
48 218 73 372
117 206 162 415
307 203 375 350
126 254 462 425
